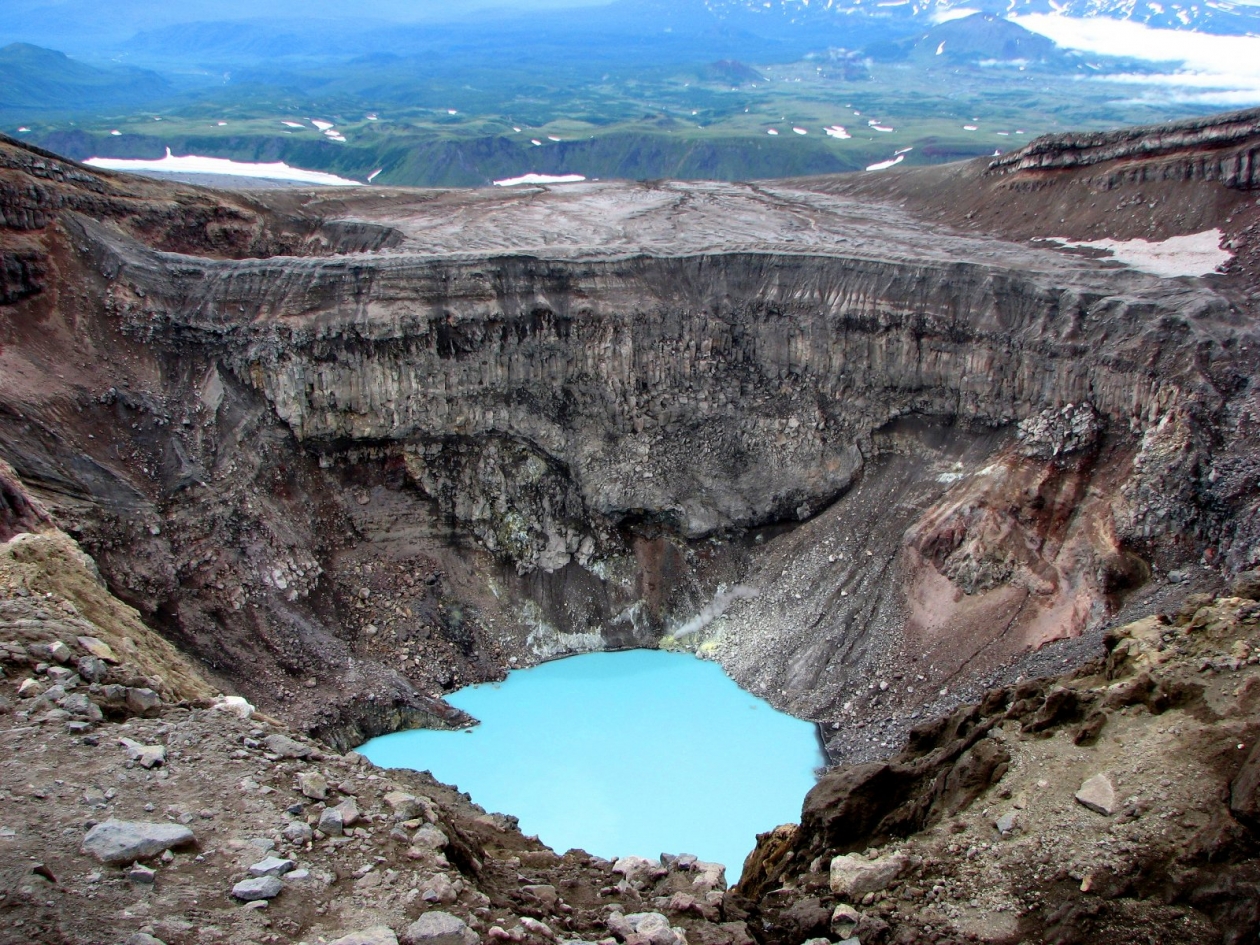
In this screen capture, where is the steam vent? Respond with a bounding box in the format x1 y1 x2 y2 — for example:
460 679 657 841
2 107 1260 944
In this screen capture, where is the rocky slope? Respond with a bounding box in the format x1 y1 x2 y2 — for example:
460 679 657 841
733 583 1260 944
2 502 1257 944
1 110 1259 758
0 517 744 945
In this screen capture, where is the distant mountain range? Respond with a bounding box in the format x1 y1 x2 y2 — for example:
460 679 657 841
704 0 1260 36
3 0 1256 73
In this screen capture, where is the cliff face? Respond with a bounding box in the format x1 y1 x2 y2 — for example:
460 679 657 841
729 591 1260 944
988 105 1260 188
1 116 1259 754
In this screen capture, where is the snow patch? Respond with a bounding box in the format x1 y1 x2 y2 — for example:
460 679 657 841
792 126 808 135
931 7 980 23
311 119 334 131
282 121 305 128
866 154 906 171
493 173 587 187
1038 229 1231 278
84 149 361 186
825 125 851 139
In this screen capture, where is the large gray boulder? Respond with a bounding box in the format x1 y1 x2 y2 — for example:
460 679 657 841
401 911 479 945
81 820 195 865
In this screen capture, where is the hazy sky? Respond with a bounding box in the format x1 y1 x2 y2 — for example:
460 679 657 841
0 0 622 50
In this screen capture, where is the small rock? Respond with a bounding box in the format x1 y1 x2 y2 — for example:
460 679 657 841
611 913 679 945
384 791 426 821
77 636 118 662
76 656 108 683
48 640 72 663
248 856 296 877
995 811 1019 835
318 807 344 837
125 688 162 718
1075 774 1117 816
46 666 77 686
297 771 328 800
330 929 401 945
264 733 312 759
127 863 157 884
831 904 862 937
119 738 166 769
334 796 360 827
283 821 314 844
518 918 554 941
126 934 167 945
1230 569 1260 601
420 872 458 903
17 678 41 698
231 875 283 901
612 855 666 887
521 884 559 910
82 821 195 865
401 911 479 945
411 824 448 851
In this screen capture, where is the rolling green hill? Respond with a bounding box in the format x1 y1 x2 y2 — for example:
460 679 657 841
0 43 170 113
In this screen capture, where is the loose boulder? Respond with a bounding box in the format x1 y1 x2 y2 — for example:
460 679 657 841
331 930 400 945
125 687 162 718
119 737 166 769
82 820 195 865
411 824 449 851
829 852 909 899
613 855 666 886
264 733 313 759
249 856 295 877
1075 774 1117 816
297 771 329 800
232 875 283 901
401 911 479 945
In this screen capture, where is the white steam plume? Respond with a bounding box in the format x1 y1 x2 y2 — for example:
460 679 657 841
672 585 760 639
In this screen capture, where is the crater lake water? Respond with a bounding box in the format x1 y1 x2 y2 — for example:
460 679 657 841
359 649 824 880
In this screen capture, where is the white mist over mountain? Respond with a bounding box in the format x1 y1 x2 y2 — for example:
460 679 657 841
1013 13 1260 105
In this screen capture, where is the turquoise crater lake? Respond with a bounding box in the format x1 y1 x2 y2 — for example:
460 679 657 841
359 649 825 880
